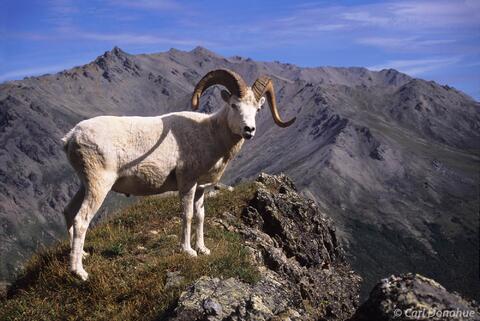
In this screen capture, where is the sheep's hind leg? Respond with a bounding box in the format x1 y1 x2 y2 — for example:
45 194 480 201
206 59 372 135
63 185 89 258
179 183 198 257
194 187 210 255
70 176 115 280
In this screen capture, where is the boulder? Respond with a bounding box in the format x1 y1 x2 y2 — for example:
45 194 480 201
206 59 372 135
350 273 480 321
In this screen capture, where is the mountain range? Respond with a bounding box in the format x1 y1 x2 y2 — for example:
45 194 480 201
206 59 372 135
0 46 478 300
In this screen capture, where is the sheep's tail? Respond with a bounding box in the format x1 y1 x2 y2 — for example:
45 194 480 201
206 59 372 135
61 128 75 153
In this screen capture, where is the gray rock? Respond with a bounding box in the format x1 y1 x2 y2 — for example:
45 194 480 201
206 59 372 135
170 275 304 321
214 183 234 192
203 298 223 317
165 271 185 290
350 273 480 321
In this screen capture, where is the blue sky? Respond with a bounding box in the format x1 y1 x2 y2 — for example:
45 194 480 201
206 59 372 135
1 0 479 100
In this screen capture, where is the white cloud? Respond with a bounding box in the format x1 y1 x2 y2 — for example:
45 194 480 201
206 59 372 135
314 24 346 31
357 37 455 50
390 1 480 27
358 37 416 48
0 63 78 82
114 0 181 10
368 57 461 75
46 0 78 31
341 11 391 26
77 32 213 47
220 0 479 51
340 0 480 29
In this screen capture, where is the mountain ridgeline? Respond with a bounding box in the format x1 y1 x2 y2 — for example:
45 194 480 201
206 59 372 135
0 46 478 300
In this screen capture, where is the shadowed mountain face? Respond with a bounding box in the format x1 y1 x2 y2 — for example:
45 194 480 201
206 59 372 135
0 46 478 300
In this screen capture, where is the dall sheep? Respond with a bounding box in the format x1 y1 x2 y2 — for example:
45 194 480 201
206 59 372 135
62 69 296 280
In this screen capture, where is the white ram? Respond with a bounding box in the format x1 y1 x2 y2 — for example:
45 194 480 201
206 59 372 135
62 69 295 280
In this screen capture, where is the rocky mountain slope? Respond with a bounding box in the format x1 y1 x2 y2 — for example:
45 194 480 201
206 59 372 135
0 46 478 301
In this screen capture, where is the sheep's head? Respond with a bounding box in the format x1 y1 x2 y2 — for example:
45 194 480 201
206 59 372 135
192 69 296 139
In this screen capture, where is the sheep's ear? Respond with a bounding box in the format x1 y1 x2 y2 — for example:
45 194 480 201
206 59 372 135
258 96 266 108
221 90 231 102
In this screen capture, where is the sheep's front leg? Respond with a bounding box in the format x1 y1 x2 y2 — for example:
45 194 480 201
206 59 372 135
180 183 198 257
194 187 210 255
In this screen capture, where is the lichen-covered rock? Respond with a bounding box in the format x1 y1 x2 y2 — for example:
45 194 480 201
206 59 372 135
169 173 362 321
170 274 304 321
165 271 185 290
240 173 361 320
350 273 480 321
244 173 344 268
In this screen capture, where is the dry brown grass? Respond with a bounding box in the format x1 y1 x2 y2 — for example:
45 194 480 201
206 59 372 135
0 183 259 320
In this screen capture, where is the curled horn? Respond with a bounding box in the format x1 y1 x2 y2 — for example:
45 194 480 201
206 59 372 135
252 76 296 128
191 69 247 110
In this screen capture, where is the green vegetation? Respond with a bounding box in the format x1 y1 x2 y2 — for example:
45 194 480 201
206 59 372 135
0 184 259 320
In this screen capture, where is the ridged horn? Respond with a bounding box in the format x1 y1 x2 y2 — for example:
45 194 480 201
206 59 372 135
191 69 247 110
252 76 296 128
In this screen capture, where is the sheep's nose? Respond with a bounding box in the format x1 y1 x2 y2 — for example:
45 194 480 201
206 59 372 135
244 126 255 132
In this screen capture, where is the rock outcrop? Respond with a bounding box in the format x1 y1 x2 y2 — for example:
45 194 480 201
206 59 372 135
170 173 361 320
350 273 480 321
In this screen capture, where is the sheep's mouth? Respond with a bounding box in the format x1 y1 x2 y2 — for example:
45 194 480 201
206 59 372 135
243 132 254 140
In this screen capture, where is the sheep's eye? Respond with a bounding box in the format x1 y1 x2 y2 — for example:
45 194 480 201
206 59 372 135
231 103 238 109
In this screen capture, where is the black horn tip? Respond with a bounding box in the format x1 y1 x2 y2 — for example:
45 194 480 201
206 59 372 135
277 116 296 128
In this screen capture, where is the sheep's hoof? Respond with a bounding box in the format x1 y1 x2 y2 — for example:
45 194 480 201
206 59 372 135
72 268 89 281
182 246 198 257
196 246 211 255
